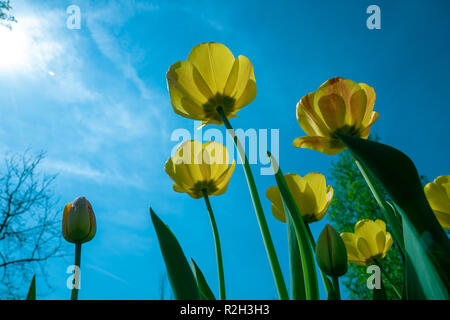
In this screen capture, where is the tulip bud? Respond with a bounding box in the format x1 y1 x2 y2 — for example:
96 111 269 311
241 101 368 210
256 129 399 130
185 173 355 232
315 224 348 277
62 196 96 244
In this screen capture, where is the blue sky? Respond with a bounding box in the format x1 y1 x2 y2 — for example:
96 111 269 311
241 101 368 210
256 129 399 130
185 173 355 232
0 0 449 299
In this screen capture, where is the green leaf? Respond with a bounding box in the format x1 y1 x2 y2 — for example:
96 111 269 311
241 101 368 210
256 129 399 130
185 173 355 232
150 208 200 300
336 133 450 299
191 259 216 300
268 152 320 300
287 216 306 299
26 274 36 300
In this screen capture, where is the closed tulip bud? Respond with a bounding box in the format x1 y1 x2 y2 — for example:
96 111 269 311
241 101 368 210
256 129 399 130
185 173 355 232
62 197 96 244
315 224 348 277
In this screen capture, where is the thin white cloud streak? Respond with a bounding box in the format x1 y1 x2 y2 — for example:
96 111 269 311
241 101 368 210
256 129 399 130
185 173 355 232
85 263 130 286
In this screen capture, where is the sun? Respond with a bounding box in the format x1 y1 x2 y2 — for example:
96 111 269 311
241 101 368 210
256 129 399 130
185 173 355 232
0 25 30 70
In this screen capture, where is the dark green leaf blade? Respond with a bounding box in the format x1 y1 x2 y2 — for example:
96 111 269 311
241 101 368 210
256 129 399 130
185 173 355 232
150 208 200 300
287 216 306 299
26 274 36 300
336 133 450 299
191 259 216 300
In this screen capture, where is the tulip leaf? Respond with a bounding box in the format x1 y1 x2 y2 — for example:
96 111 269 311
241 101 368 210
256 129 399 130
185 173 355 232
191 259 216 300
268 152 320 300
26 274 36 300
150 208 200 300
287 215 306 300
336 133 450 299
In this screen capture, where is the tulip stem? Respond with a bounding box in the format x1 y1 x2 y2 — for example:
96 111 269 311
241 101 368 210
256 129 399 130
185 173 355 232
305 224 333 297
202 189 226 300
332 276 341 300
216 106 289 300
374 259 402 299
70 243 82 300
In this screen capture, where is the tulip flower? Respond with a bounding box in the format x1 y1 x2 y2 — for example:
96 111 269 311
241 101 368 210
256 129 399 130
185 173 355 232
62 196 96 244
266 172 333 223
424 175 450 230
293 77 379 155
62 196 96 300
340 219 393 266
165 140 236 199
166 42 256 126
165 140 235 299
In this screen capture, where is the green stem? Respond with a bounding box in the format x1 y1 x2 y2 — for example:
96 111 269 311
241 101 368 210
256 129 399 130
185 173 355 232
202 189 226 300
305 224 333 297
332 276 341 300
374 259 402 299
216 106 289 300
70 243 82 300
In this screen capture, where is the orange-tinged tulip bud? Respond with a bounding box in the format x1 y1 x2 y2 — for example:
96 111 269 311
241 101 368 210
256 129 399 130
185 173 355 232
424 175 450 230
315 224 348 277
62 197 96 244
293 77 379 155
166 42 256 126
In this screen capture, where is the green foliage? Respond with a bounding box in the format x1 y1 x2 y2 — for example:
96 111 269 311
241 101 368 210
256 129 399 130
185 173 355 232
150 208 200 300
327 148 404 300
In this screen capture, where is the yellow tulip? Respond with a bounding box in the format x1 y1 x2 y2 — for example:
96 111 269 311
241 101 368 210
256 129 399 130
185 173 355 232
293 77 379 155
265 172 333 223
424 175 450 230
166 42 256 126
340 219 393 266
165 140 236 199
62 197 96 244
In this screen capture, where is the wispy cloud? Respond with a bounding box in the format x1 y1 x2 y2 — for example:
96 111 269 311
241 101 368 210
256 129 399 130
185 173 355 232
85 263 130 286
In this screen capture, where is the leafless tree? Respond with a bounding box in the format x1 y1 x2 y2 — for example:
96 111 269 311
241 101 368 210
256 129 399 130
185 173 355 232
0 151 64 299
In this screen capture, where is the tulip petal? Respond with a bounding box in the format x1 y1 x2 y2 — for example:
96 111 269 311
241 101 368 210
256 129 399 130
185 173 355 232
296 93 331 137
224 55 255 100
213 161 236 196
358 83 376 127
62 202 73 242
187 42 235 94
293 136 345 156
317 94 347 131
304 173 327 213
341 232 366 265
233 79 257 112
266 186 286 222
424 176 450 215
433 209 450 230
383 232 393 257
167 60 210 105
349 89 367 128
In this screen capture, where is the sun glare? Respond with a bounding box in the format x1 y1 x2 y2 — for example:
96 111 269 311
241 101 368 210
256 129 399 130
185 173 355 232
0 26 30 70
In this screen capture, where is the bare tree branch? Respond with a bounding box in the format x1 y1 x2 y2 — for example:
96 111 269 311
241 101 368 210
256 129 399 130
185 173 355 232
0 151 65 299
